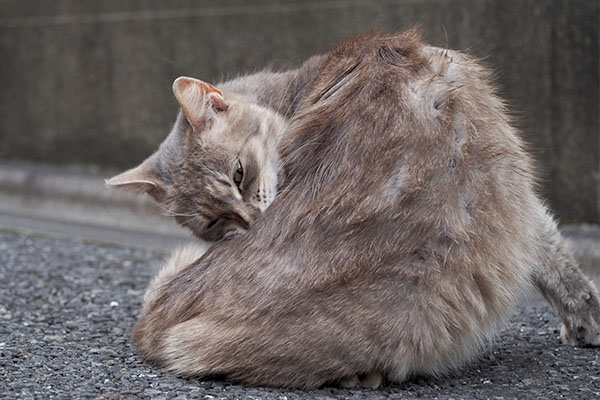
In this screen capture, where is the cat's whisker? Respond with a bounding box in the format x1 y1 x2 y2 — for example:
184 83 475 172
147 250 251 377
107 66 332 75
283 83 307 118
276 185 293 197
179 215 198 226
281 140 323 165
151 200 201 218
169 211 200 218
276 72 297 116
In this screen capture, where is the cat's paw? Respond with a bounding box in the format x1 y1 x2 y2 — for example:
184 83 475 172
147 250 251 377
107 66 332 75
359 371 383 389
339 375 360 388
560 290 600 347
339 372 383 389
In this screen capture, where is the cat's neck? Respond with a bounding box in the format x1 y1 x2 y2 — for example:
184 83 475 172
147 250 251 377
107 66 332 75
219 55 323 118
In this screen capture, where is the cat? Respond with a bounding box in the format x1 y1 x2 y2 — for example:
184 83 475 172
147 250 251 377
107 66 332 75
110 31 600 389
106 56 322 241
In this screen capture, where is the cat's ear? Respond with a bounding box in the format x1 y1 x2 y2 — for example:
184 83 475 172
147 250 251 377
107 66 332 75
105 154 166 201
172 76 228 130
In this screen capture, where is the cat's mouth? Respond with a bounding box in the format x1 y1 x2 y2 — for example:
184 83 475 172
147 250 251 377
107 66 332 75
178 209 260 242
206 219 219 230
220 210 257 231
202 217 249 242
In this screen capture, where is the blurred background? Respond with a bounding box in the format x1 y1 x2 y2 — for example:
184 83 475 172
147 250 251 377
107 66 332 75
0 0 598 247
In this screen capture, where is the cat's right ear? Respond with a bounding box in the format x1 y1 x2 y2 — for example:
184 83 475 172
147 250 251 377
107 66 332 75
172 77 228 130
105 153 166 202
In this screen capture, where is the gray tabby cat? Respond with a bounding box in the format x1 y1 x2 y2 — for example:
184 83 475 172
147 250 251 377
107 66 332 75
109 31 599 389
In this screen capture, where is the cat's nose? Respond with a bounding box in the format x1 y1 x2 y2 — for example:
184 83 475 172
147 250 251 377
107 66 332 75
251 207 262 221
236 206 262 229
230 205 262 230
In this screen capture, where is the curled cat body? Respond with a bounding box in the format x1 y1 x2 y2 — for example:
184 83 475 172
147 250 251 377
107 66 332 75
109 31 600 389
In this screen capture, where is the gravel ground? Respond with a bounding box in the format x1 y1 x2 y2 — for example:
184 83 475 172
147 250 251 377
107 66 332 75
1 229 598 399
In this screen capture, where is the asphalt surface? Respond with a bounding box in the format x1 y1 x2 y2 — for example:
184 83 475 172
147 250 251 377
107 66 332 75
1 229 599 399
0 160 191 251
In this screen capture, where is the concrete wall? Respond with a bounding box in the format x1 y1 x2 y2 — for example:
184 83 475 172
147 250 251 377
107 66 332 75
0 0 598 223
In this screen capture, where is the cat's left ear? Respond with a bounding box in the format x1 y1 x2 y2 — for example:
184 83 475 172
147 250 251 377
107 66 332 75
172 77 228 130
105 153 166 201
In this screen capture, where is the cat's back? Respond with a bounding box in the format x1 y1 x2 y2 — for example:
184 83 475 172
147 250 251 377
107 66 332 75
258 31 548 375
232 31 546 368
276 30 540 261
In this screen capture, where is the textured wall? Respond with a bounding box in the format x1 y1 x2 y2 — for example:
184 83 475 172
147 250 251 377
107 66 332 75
0 0 598 222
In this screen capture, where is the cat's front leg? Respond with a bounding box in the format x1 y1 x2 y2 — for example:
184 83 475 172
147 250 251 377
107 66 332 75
533 223 600 347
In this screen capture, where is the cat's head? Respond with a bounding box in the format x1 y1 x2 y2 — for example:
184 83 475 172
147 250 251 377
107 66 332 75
107 77 287 241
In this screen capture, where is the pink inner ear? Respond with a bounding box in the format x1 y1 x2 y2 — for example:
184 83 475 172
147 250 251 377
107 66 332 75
209 92 228 112
173 77 228 124
205 82 223 97
175 77 222 98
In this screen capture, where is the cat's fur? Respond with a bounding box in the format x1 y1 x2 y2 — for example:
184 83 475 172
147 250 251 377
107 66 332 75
114 31 600 388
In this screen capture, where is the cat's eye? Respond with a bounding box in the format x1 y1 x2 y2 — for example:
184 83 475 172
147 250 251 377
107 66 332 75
233 160 243 188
